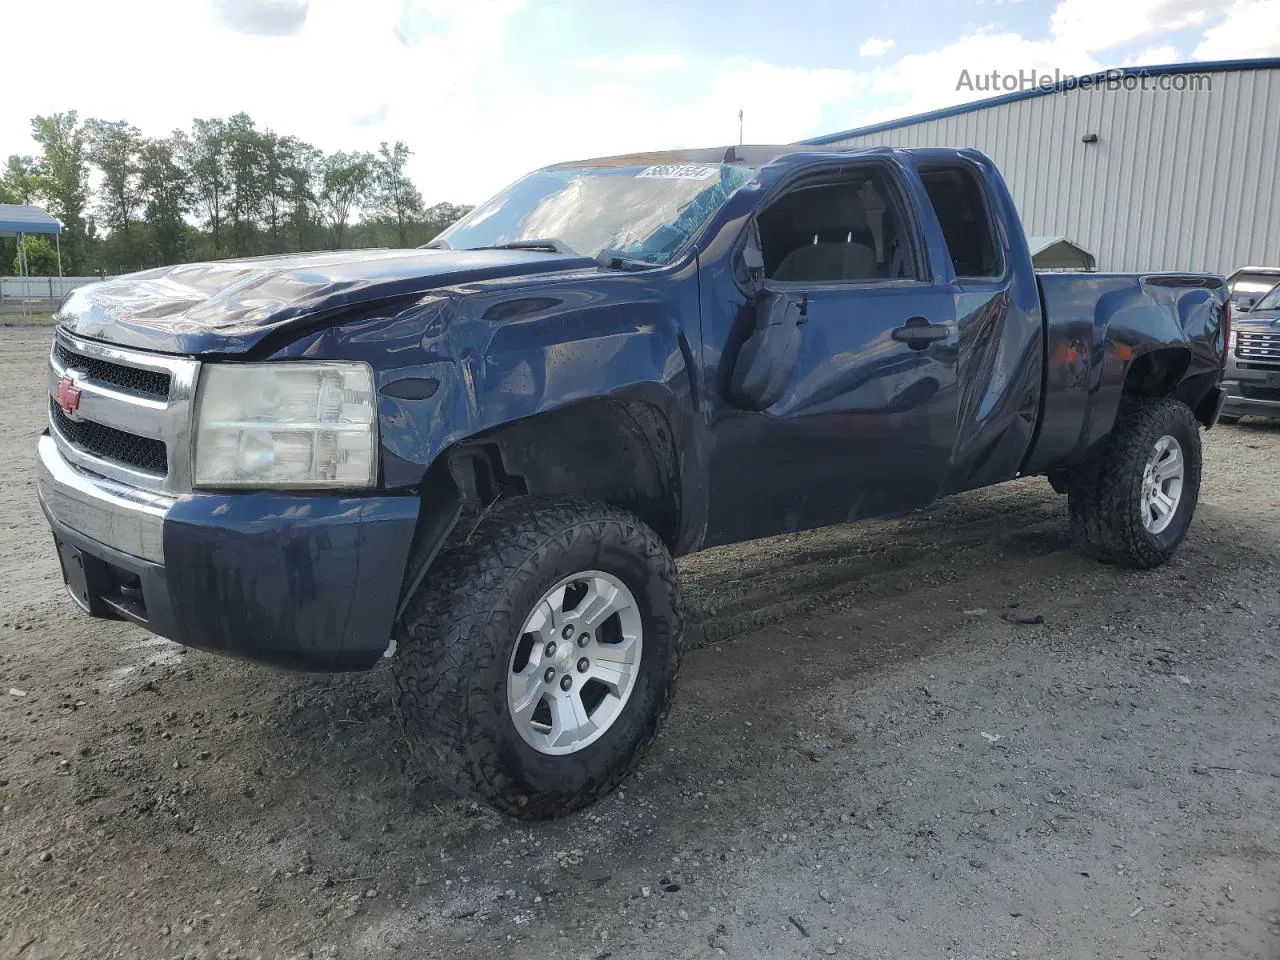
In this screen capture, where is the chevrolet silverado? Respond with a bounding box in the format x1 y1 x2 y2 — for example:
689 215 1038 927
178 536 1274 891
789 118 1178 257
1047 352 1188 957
37 145 1230 818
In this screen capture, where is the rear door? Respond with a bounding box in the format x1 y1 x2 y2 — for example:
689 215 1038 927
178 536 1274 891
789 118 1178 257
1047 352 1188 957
704 157 961 543
917 155 1042 495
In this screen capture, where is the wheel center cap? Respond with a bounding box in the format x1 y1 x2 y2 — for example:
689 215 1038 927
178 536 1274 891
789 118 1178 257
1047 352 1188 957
557 644 575 669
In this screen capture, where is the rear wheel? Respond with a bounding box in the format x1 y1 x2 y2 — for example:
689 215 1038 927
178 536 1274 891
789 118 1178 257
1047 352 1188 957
1067 397 1202 568
393 498 684 819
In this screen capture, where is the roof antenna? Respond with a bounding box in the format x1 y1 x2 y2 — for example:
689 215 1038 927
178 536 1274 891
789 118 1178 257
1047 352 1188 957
723 108 744 163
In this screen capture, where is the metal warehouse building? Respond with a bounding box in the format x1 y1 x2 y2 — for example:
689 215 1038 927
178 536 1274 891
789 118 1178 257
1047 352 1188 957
805 58 1280 277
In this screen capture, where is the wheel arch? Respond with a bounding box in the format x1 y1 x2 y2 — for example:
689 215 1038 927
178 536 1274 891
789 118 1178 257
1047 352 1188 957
1122 345 1222 428
461 394 684 549
1122 345 1192 398
395 395 685 617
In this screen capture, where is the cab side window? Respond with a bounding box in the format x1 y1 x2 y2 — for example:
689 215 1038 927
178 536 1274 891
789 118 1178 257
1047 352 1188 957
918 164 1003 279
757 168 920 283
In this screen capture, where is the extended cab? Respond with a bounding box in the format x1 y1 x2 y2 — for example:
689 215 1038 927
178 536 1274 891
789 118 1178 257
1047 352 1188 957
37 146 1229 817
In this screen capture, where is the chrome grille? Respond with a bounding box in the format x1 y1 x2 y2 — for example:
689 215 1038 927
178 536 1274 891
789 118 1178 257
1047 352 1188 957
53 341 172 398
50 401 168 473
48 330 200 493
1235 330 1280 364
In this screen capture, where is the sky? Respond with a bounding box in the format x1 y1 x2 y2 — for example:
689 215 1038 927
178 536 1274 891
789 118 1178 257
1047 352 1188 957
3 0 1279 205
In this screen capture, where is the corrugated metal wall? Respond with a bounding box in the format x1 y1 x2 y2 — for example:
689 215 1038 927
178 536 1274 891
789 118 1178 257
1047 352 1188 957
820 67 1280 276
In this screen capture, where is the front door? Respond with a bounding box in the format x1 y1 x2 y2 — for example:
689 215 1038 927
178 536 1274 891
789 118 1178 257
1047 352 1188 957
704 160 960 544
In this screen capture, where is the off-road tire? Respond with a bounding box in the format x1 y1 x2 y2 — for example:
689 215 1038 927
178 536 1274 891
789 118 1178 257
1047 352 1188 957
393 497 684 819
1067 396 1202 569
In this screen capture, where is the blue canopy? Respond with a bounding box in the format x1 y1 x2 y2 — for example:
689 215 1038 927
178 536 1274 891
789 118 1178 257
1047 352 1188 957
0 203 62 237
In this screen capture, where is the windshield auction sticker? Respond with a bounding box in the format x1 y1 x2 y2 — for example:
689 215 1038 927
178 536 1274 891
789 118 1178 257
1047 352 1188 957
636 164 719 180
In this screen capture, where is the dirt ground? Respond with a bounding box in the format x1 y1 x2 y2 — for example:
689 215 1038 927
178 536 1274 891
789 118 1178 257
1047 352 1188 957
2 325 1278 960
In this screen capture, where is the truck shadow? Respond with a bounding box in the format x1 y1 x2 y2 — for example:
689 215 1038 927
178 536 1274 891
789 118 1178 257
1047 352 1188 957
174 483 1077 858
269 471 1272 804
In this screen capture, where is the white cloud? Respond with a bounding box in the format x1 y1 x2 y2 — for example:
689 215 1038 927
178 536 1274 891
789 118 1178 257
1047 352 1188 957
572 53 688 73
1193 0 1280 59
859 28 1101 124
2 0 1277 215
821 0 1279 136
0 1 867 206
454 59 868 177
0 0 530 203
1050 0 1212 52
859 37 895 57
1122 45 1181 65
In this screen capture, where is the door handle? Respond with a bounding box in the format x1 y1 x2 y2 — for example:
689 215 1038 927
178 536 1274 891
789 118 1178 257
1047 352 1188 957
891 316 949 349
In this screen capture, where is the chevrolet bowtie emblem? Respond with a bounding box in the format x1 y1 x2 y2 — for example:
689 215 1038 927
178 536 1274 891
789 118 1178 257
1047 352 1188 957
56 375 82 417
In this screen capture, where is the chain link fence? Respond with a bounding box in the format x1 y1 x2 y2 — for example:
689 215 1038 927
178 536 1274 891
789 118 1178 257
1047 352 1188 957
0 277 100 301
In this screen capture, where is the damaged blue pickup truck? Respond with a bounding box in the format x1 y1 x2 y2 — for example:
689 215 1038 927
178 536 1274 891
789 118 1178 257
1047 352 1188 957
38 145 1229 817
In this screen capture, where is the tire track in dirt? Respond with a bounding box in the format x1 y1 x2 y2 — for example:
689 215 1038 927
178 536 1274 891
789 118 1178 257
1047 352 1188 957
682 484 1069 645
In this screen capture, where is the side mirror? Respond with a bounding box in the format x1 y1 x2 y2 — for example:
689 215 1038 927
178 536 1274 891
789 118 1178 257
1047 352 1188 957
1236 297 1255 313
735 220 765 289
729 291 805 410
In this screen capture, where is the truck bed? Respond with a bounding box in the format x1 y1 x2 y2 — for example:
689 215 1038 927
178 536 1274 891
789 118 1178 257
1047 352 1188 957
1024 272 1228 475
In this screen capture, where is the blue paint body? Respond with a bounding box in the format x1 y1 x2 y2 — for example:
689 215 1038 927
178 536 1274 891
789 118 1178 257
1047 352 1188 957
43 491 418 670
51 146 1229 669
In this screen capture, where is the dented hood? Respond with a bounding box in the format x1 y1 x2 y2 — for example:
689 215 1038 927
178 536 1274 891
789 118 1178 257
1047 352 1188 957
56 247 593 355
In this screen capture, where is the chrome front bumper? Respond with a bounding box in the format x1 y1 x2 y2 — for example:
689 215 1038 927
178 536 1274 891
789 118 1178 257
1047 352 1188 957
1221 386 1280 417
35 433 175 563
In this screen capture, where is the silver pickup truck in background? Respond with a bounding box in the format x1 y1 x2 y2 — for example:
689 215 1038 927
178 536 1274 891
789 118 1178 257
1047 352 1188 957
1221 279 1280 423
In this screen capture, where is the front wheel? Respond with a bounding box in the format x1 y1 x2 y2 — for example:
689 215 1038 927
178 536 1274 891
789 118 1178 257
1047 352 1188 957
1067 397 1203 568
393 498 684 819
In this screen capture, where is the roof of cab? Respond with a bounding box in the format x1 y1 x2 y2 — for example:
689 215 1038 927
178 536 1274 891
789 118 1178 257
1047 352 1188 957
547 145 824 169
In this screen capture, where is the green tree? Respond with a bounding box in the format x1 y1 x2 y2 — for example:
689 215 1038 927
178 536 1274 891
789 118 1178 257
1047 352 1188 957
186 117 230 256
319 151 374 249
139 133 191 266
224 113 269 257
30 113 89 273
85 118 147 269
372 141 424 247
260 133 291 251
285 141 324 252
5 108 467 271
422 201 473 242
2 155 40 203
13 235 59 276
85 119 142 233
2 159 36 272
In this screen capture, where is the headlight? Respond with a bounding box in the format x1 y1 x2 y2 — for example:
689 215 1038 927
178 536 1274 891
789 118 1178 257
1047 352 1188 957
194 362 377 489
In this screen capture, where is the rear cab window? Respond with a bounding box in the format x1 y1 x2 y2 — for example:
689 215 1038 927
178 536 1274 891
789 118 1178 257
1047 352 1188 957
919 163 1004 279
